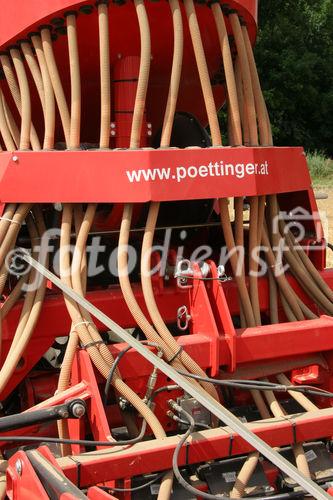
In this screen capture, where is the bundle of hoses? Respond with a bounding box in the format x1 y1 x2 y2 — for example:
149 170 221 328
0 2 332 499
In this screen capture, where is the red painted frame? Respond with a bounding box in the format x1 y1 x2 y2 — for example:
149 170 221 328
0 147 310 203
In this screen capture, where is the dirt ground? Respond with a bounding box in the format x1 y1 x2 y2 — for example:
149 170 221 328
316 188 333 268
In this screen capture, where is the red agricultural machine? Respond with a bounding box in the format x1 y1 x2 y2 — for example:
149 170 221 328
0 0 333 498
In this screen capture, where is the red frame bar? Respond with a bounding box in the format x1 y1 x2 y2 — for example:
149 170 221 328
57 408 333 486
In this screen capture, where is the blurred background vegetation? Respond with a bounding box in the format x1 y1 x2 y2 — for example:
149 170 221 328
223 0 333 184
255 0 333 155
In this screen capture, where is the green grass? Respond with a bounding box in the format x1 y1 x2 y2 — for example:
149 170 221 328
307 151 333 187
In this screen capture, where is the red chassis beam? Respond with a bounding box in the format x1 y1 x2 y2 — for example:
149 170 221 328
56 408 333 487
0 147 310 203
1 269 333 400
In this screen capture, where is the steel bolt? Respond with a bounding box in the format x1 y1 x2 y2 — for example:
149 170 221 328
15 459 22 476
58 409 69 418
71 402 86 418
12 155 19 163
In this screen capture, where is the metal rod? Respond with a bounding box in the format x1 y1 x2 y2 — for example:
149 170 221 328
22 252 329 500
19 220 252 244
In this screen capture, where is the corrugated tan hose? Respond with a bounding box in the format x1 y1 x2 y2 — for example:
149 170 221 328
141 202 219 401
268 267 279 323
66 12 81 150
116 0 180 426
274 203 333 314
242 26 270 147
0 215 30 313
0 274 28 320
58 204 127 454
262 381 311 478
0 88 16 151
0 204 20 359
118 208 207 404
234 57 249 145
4 213 42 356
236 27 314 322
210 12 259 332
160 0 183 148
118 206 195 368
59 205 166 438
240 24 276 324
210 7 256 329
41 27 70 147
183 0 221 146
2 93 20 148
20 41 45 116
0 208 48 395
0 53 40 151
267 195 321 318
229 13 258 146
230 19 311 484
31 34 55 150
211 2 241 146
276 373 318 412
70 206 122 372
74 205 139 439
239 25 290 325
234 197 247 327
9 47 33 151
231 452 261 498
281 218 333 303
248 196 261 325
0 204 32 297
230 389 271 498
0 204 16 246
268 204 316 322
57 205 86 456
262 224 304 320
130 0 151 149
98 0 111 149
116 0 176 478
140 0 219 402
231 22 261 327
219 198 256 326
59 206 174 500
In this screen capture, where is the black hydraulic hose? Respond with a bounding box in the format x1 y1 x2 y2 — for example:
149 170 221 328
0 432 148 448
176 370 333 398
171 403 306 500
0 399 86 433
104 341 161 404
100 472 166 493
106 347 331 397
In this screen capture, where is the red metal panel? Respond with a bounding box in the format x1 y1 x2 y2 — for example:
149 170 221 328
2 270 333 399
0 147 311 203
87 488 118 499
7 451 49 500
0 0 258 49
206 260 237 372
58 408 333 486
189 262 220 376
